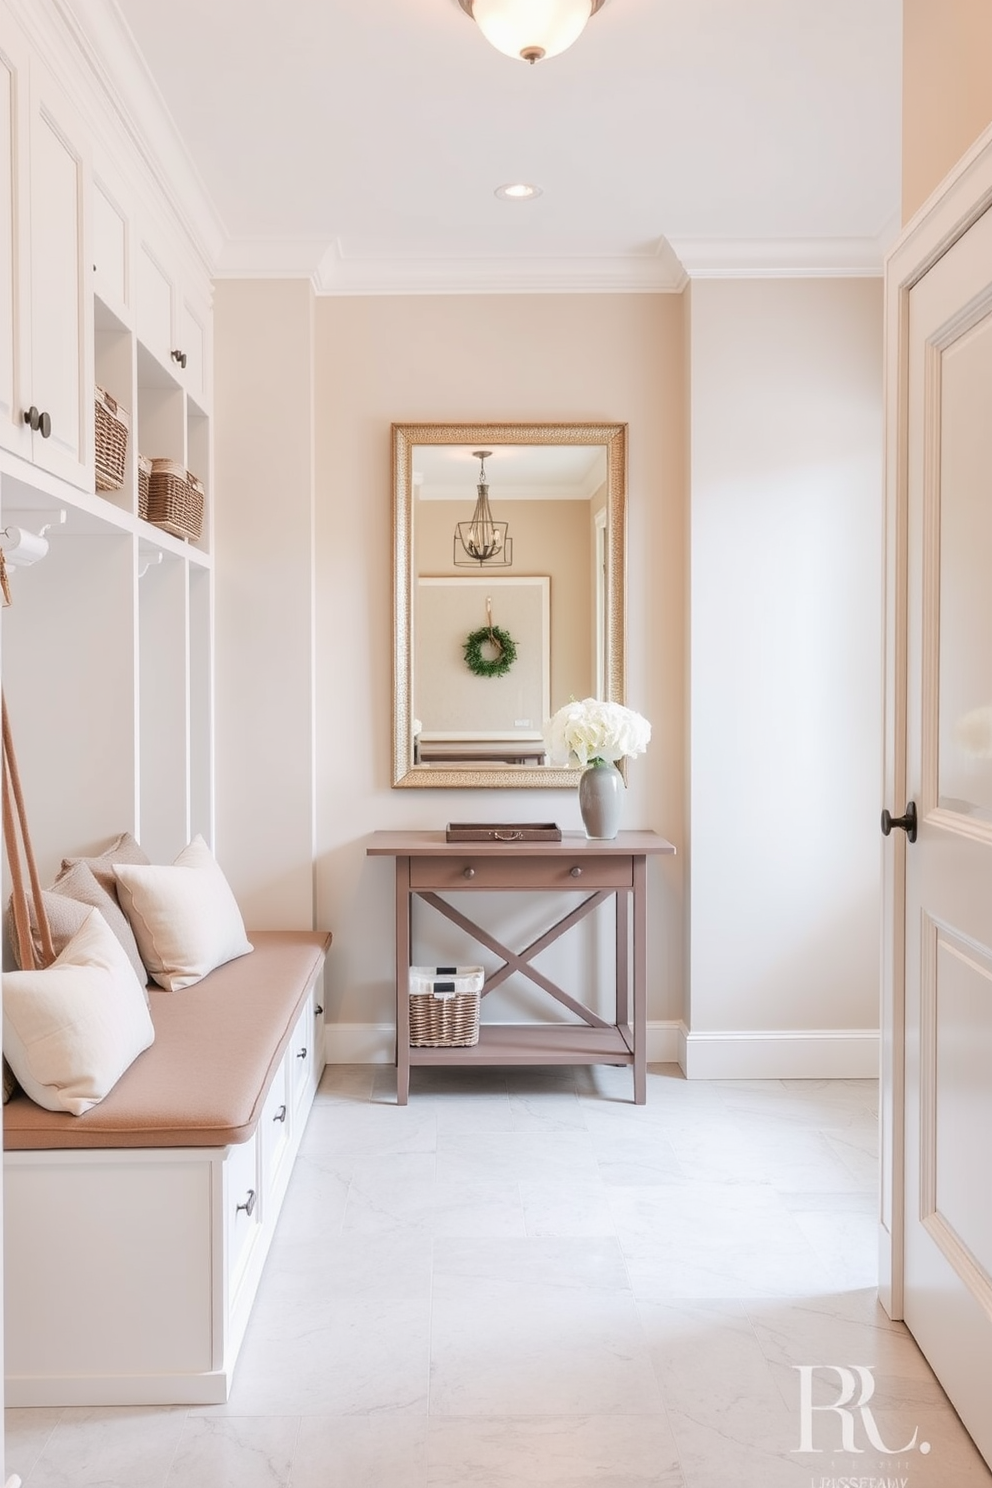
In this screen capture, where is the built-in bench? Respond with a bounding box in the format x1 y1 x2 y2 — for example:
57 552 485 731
3 930 330 1406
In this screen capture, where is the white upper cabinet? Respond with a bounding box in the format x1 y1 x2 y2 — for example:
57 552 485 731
0 6 91 490
137 239 210 408
92 176 129 320
27 60 91 486
0 12 32 464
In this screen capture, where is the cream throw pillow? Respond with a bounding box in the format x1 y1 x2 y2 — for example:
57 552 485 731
114 836 253 992
3 908 155 1116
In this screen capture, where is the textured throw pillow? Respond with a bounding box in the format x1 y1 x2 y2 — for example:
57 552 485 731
3 908 155 1116
114 835 253 992
49 860 149 995
5 888 91 968
59 830 150 896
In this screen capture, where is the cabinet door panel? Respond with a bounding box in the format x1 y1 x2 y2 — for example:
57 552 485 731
28 78 87 483
0 22 30 459
179 295 205 404
137 243 173 368
93 178 128 314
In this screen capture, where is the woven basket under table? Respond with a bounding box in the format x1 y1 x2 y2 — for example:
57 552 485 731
409 967 483 1048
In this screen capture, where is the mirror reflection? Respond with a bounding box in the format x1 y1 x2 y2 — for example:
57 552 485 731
393 423 626 789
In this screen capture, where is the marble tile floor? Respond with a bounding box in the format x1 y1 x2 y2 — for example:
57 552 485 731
7 1063 992 1488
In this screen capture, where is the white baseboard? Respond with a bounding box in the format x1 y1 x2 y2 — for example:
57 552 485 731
679 1025 880 1080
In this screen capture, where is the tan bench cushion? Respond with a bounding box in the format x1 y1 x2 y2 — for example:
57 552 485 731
3 931 330 1151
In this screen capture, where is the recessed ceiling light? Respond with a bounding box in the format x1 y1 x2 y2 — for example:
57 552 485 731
495 182 543 201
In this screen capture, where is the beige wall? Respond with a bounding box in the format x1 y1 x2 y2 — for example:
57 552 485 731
314 293 687 1036
688 278 884 1042
213 278 317 928
903 0 992 221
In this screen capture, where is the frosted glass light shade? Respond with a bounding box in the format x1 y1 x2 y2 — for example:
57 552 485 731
469 0 595 63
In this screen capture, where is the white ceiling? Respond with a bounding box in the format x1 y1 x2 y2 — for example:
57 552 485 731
415 443 608 499
90 0 902 291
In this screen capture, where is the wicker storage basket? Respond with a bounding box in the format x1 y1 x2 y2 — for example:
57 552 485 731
409 966 483 1047
137 454 152 519
146 459 204 541
94 387 129 492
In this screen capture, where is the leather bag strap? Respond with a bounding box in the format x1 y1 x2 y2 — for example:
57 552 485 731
1 693 55 969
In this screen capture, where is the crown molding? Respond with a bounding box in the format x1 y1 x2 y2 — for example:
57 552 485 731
46 0 227 272
669 217 900 279
214 236 690 295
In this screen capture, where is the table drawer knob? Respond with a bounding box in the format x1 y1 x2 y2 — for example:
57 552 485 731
570 865 583 878
462 866 476 879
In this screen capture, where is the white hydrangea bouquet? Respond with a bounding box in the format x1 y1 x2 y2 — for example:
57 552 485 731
543 698 651 767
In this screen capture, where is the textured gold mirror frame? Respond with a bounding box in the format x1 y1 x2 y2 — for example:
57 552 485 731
393 421 627 789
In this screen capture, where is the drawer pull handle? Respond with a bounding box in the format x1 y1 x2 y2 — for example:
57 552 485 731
236 1189 256 1217
297 1047 308 1059
493 830 523 841
570 866 583 878
314 1004 324 1016
462 866 476 879
273 1104 287 1123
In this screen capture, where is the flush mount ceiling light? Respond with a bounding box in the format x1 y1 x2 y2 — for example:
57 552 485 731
454 451 513 566
457 0 606 65
495 182 543 200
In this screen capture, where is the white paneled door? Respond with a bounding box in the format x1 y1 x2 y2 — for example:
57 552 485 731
900 197 992 1467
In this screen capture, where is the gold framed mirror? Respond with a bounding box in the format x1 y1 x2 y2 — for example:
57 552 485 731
393 421 627 788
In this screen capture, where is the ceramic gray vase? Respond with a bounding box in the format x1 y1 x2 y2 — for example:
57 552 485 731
578 760 625 840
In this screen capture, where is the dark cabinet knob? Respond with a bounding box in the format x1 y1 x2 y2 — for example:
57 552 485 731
236 1189 256 1217
297 1047 308 1059
24 407 52 438
39 410 51 439
314 1004 324 1016
273 1104 287 1123
171 348 188 369
881 802 918 844
462 866 476 879
570 865 583 878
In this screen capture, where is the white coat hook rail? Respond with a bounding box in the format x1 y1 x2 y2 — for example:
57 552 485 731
0 507 65 571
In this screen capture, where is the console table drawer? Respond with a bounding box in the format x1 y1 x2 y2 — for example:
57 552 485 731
409 855 633 891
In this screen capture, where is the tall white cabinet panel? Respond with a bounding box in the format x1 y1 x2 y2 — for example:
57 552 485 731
0 12 31 464
26 64 90 486
137 242 174 371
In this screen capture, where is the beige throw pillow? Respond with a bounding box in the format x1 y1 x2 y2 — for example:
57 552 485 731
59 831 150 895
3 909 155 1116
5 889 91 967
49 860 149 995
114 836 253 992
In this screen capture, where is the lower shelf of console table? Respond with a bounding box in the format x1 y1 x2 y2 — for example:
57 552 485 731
367 829 675 1104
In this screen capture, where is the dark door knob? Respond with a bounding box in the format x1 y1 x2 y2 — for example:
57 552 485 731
172 348 188 369
24 406 52 438
881 801 917 843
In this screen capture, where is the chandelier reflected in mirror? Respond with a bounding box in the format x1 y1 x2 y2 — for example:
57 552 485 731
453 450 513 567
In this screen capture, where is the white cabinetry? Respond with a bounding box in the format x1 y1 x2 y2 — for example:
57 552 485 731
0 0 215 884
0 3 90 487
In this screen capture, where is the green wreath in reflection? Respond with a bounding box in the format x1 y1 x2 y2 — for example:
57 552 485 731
463 625 518 679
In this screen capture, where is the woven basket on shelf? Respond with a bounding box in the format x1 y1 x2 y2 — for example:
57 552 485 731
137 455 152 519
94 387 129 493
408 966 483 1048
145 459 205 542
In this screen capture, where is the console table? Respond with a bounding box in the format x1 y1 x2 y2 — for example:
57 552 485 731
366 830 675 1104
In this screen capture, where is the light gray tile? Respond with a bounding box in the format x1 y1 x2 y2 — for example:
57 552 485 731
166 1416 297 1488
23 1405 187 1488
427 1415 684 1487
3 1406 63 1484
436 1132 601 1187
520 1181 617 1237
291 1415 428 1488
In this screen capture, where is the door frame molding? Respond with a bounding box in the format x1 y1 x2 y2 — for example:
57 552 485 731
881 120 992 1319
